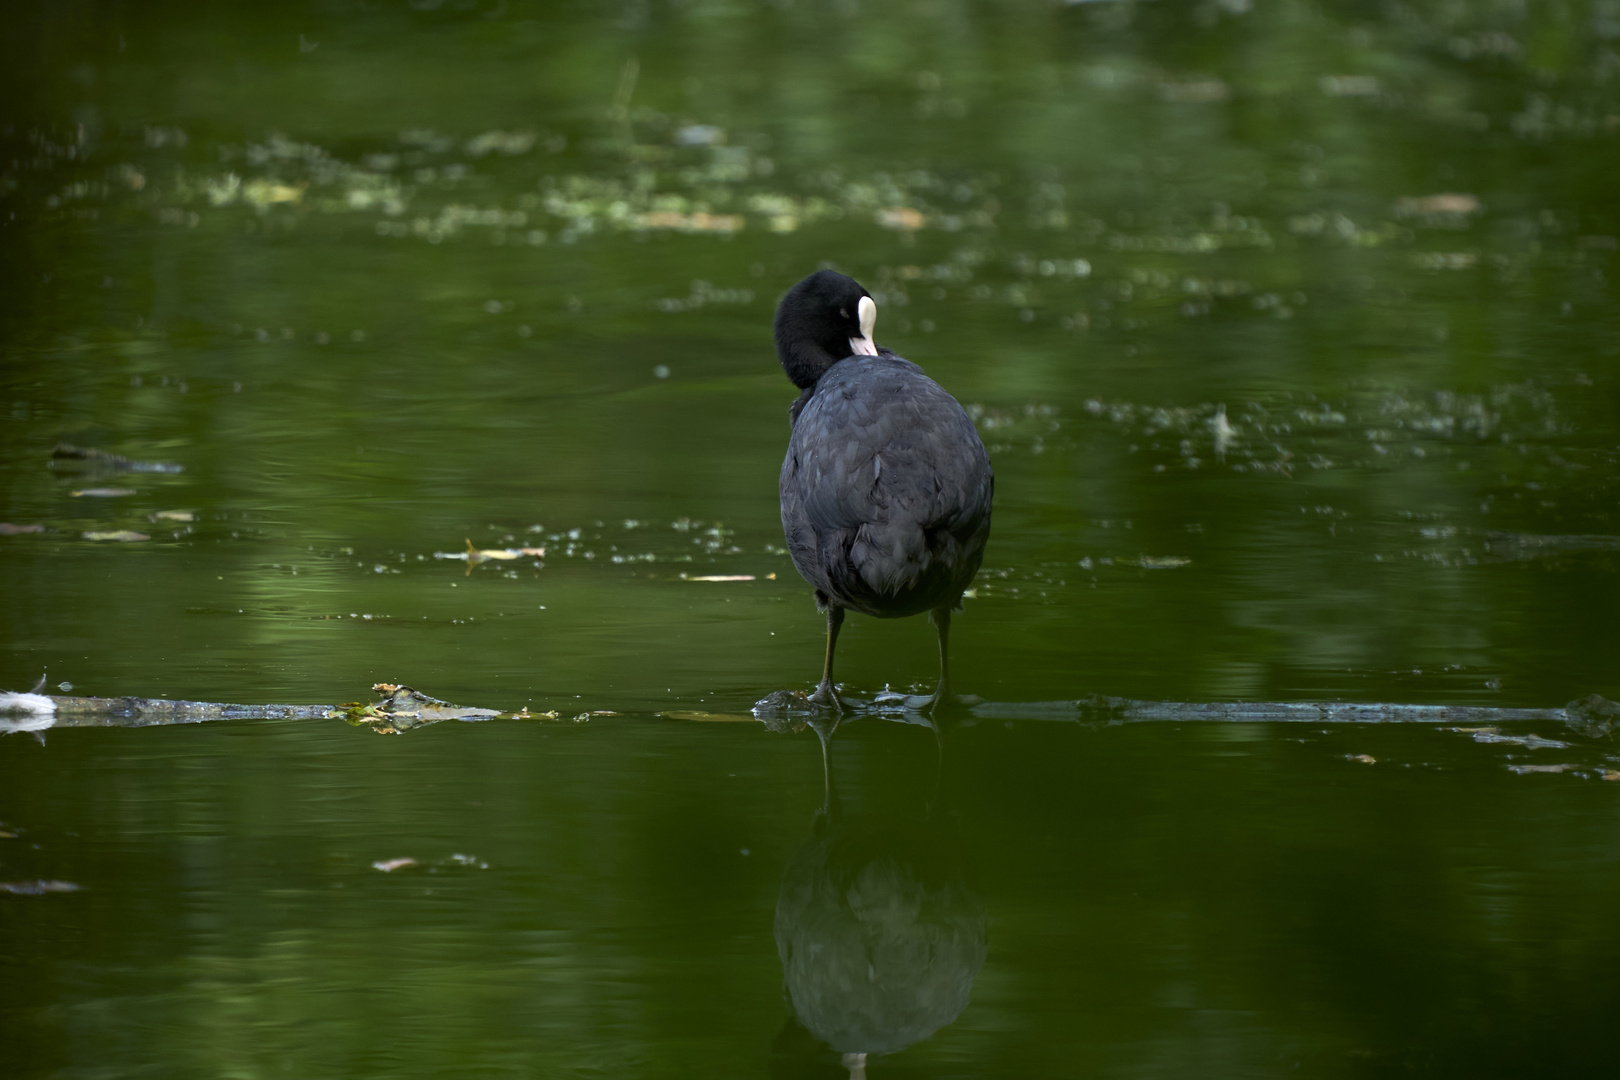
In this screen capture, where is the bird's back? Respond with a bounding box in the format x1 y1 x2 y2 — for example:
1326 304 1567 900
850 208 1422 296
781 354 993 618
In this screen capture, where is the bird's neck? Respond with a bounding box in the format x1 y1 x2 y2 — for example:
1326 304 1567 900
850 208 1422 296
779 340 839 389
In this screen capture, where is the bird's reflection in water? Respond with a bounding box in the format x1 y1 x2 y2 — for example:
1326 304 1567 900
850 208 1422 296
770 718 986 1079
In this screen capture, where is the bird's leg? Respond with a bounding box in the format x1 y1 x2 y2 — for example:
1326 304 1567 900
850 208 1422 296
927 604 953 714
807 605 845 712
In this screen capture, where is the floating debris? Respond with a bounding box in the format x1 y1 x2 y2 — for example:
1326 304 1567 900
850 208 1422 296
0 880 82 895
82 530 150 542
150 510 196 522
1132 556 1191 569
71 489 137 498
335 683 502 734
51 444 183 474
1564 695 1620 739
1466 731 1570 749
1209 404 1236 461
1507 763 1577 775
0 524 45 535
682 574 756 582
435 539 546 565
1349 754 1378 764
1395 193 1481 217
372 852 489 872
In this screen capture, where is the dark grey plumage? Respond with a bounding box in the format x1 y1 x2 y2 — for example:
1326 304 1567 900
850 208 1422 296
774 270 993 710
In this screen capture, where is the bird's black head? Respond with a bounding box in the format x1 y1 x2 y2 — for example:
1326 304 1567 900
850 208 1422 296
773 270 878 389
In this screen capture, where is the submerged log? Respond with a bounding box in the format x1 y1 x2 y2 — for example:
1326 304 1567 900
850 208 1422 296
0 683 504 736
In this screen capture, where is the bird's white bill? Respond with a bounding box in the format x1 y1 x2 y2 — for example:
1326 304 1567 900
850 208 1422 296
849 294 879 356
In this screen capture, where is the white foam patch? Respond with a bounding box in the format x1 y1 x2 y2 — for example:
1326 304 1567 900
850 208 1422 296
0 693 57 735
0 692 56 716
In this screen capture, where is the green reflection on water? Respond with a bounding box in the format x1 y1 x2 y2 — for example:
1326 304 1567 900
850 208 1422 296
2 0 1619 1076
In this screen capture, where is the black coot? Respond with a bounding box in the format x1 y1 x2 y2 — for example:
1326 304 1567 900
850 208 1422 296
774 270 993 711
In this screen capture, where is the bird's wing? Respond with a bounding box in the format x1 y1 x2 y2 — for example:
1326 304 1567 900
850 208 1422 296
792 365 989 534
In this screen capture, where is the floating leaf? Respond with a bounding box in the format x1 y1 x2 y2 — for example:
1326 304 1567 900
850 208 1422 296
1349 754 1377 764
682 574 755 582
436 539 547 565
0 523 45 535
371 858 418 873
1507 763 1576 774
150 510 196 522
1134 555 1192 569
72 488 136 498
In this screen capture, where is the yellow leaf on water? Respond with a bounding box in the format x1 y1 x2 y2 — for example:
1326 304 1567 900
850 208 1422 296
83 530 150 542
451 539 546 563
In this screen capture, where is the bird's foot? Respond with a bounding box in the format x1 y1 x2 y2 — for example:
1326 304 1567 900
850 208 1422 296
806 682 847 715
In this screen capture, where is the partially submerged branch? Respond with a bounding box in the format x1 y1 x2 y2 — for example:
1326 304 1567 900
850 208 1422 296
752 689 1617 738
4 680 1615 740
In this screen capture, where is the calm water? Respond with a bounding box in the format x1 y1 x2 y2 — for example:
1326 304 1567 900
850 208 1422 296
3 1 1619 1076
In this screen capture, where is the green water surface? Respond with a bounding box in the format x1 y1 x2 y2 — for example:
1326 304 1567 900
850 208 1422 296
3 1 1619 1076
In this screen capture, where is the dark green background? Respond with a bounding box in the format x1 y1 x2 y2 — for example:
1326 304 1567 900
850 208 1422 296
2 1 1618 1076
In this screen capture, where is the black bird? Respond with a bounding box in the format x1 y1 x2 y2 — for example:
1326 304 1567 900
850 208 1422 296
774 270 993 712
